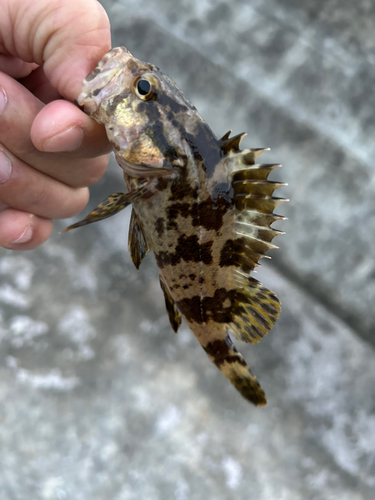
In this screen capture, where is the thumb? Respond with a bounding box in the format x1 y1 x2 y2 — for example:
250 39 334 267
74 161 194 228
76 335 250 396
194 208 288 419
0 0 111 100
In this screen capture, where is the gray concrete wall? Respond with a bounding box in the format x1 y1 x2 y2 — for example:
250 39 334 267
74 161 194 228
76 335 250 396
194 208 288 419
1 1 374 499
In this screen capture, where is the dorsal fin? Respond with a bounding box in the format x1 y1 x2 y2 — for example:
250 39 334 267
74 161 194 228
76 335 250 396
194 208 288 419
240 148 271 165
220 132 247 155
128 208 150 270
219 130 232 141
232 164 288 213
159 276 182 333
216 151 287 344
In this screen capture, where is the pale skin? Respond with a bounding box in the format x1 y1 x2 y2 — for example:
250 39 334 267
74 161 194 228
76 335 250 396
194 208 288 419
0 0 112 249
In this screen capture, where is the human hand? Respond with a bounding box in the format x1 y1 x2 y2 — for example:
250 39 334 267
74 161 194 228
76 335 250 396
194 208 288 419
0 0 111 250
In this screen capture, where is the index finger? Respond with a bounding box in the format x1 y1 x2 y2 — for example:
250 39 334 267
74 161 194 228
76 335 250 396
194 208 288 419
0 0 111 101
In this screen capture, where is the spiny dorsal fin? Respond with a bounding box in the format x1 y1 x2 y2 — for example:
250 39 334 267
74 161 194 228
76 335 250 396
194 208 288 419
225 148 270 167
219 130 232 141
250 148 270 162
128 208 150 270
217 153 286 345
228 162 288 214
159 276 182 333
220 132 247 155
232 162 280 178
230 162 287 266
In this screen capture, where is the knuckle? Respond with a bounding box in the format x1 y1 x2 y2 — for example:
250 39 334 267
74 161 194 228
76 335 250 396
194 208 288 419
59 188 89 219
22 179 50 213
71 188 89 216
84 154 109 186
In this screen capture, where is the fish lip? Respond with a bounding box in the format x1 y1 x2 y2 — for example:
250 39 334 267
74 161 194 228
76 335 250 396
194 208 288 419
119 158 180 178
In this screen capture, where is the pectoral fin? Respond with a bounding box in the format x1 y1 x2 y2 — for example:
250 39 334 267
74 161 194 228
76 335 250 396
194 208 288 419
62 183 150 232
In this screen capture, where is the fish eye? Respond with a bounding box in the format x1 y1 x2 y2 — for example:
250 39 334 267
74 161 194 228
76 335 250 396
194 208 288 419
133 75 156 101
137 79 151 95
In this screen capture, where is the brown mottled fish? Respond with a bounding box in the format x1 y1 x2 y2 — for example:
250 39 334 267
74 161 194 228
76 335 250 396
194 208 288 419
64 47 287 406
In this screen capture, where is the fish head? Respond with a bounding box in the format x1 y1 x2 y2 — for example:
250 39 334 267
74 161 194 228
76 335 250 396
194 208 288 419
77 46 207 177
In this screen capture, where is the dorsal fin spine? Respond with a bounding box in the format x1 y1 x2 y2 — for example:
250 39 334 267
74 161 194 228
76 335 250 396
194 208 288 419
219 130 232 141
220 132 247 154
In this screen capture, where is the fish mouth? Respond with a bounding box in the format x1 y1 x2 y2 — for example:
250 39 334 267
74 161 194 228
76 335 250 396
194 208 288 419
118 158 179 178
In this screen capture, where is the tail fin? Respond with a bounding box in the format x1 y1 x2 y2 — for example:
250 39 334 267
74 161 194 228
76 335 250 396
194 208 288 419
202 333 266 406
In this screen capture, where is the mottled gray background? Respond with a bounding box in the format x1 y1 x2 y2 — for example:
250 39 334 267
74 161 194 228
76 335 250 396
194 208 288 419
1 1 375 499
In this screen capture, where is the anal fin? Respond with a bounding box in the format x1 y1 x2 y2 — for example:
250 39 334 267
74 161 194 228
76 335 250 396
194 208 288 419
62 183 150 232
128 208 150 270
159 276 182 333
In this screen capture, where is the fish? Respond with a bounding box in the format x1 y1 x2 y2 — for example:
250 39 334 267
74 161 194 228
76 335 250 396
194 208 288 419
64 46 287 406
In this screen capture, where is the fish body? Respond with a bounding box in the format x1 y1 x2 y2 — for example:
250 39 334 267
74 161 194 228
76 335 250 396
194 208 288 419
67 47 286 406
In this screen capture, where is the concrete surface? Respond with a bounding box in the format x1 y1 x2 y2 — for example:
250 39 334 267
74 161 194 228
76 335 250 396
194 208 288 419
1 1 374 499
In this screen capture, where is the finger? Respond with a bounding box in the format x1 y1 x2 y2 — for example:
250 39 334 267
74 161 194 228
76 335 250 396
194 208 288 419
0 144 89 219
0 72 109 188
0 54 38 78
19 66 61 103
1 0 111 100
0 208 53 250
31 100 111 157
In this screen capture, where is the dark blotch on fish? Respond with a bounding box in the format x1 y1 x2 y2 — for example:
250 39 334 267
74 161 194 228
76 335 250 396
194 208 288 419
155 217 165 238
177 288 248 324
155 235 213 267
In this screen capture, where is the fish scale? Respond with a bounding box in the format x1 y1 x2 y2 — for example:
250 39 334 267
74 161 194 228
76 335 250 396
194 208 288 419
64 46 287 406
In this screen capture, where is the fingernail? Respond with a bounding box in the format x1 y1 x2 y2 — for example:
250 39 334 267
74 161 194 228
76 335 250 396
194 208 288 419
0 87 7 115
42 126 84 152
13 225 33 244
0 148 12 183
